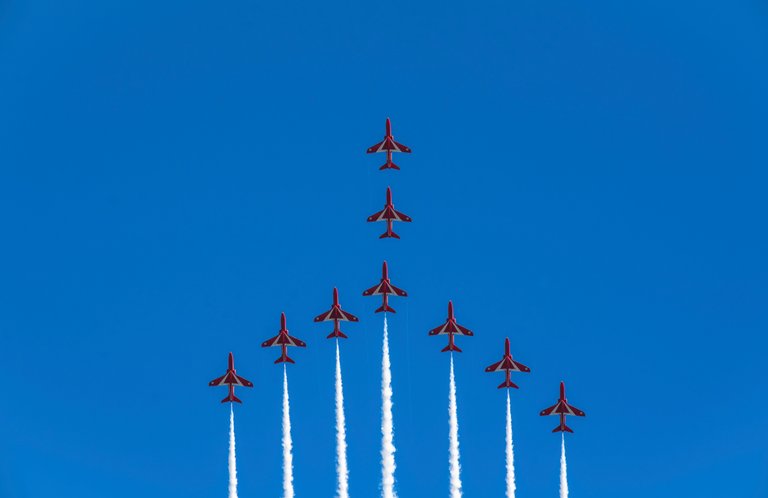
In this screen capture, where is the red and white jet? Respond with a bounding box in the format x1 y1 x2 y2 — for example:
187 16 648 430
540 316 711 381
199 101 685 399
362 261 408 313
261 312 306 364
485 338 531 389
428 301 474 352
539 381 586 433
314 287 359 339
366 117 412 170
367 187 412 239
209 352 253 404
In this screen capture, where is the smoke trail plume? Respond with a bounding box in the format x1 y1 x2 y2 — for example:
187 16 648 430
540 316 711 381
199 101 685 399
335 341 350 498
505 391 516 498
448 355 462 498
381 315 397 498
283 366 295 498
560 434 568 498
229 405 238 498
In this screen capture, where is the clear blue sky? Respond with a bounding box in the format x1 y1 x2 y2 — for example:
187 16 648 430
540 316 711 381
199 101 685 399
0 0 766 497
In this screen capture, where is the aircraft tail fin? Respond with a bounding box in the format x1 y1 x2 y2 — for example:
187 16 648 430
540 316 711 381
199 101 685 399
379 161 400 170
375 304 396 313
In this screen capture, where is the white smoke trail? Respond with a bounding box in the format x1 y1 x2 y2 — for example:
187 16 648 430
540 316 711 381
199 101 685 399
229 404 238 498
448 355 462 498
505 391 515 498
381 315 397 498
335 340 350 498
283 365 295 498
560 434 568 498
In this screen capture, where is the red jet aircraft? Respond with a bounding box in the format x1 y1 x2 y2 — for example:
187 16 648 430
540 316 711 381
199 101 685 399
314 287 359 339
366 118 412 170
367 187 412 239
209 352 253 403
540 381 586 433
428 301 474 352
261 312 306 364
362 261 408 313
485 338 531 389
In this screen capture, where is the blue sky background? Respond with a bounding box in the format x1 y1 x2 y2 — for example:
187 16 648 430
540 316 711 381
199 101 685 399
1 0 767 497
